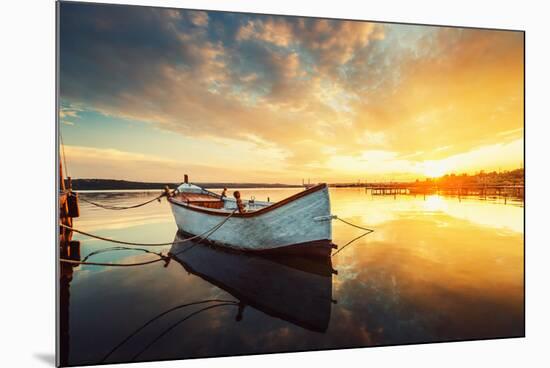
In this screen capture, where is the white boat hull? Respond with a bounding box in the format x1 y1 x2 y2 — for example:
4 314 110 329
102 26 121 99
168 184 333 256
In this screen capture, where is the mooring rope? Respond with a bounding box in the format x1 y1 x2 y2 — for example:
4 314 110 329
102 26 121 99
60 223 182 247
76 192 167 210
78 247 167 265
59 208 237 247
131 302 239 361
331 231 374 257
336 217 374 232
59 256 169 267
101 299 239 363
61 204 372 263
331 217 375 257
59 209 238 266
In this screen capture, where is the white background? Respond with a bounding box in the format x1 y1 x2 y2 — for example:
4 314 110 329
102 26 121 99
1 0 548 367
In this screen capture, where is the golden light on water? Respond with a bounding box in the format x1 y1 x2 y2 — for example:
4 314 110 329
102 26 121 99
423 195 445 211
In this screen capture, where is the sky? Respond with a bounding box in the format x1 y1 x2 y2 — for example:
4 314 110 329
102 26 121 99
59 2 524 184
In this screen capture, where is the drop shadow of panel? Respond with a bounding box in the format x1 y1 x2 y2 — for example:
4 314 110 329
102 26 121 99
33 353 55 366
168 234 336 333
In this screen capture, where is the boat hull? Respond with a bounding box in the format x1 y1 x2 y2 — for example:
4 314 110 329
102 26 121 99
168 184 333 256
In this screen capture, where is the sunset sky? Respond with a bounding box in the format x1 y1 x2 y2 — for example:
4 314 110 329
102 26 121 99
59 2 524 184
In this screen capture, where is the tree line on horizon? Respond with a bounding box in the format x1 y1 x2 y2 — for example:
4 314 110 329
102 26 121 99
63 168 524 191
415 168 524 187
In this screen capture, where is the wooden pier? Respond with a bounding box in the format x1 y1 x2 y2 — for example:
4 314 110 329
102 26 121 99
327 179 525 201
365 183 524 200
370 185 410 195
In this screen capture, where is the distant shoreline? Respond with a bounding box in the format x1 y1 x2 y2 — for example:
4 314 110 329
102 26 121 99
66 169 524 191
67 179 303 191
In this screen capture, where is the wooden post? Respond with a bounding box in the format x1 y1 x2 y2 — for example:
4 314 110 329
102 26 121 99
59 157 80 233
60 162 66 191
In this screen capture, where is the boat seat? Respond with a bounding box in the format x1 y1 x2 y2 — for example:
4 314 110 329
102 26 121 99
178 193 224 209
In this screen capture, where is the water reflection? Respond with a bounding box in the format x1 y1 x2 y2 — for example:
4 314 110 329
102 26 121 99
59 188 524 366
86 236 335 364
102 298 241 363
169 236 336 333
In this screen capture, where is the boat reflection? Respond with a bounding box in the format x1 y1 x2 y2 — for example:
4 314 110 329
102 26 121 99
169 234 337 333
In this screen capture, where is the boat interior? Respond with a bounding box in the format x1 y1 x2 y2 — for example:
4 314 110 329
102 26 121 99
173 188 272 212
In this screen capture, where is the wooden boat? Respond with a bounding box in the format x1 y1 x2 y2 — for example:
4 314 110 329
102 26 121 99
167 177 336 257
169 236 335 332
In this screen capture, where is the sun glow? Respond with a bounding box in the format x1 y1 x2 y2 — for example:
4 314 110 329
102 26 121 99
422 161 448 178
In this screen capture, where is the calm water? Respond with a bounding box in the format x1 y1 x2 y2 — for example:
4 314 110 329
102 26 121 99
59 188 524 366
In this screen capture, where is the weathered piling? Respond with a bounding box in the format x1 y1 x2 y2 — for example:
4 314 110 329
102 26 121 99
59 161 80 249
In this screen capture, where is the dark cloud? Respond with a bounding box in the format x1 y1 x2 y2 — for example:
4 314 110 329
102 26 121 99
60 4 233 105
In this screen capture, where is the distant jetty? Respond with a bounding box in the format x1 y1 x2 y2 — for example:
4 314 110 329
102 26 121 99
330 168 525 199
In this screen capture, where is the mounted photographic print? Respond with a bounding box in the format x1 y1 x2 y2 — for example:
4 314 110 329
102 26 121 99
56 1 525 366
